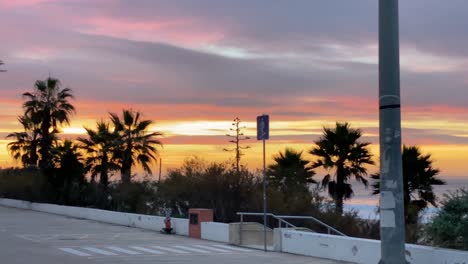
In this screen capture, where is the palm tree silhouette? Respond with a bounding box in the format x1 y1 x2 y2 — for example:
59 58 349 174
267 148 316 193
7 115 41 167
22 77 75 171
371 145 446 224
309 122 374 214
51 140 86 204
78 121 119 186
109 109 162 184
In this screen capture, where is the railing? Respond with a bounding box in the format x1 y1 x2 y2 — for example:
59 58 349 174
237 212 347 237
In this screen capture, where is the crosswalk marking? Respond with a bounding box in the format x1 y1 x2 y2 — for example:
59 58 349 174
105 246 141 255
194 245 231 253
152 245 188 254
173 245 211 253
82 247 118 256
58 244 253 257
59 248 92 257
212 244 253 252
130 246 164 254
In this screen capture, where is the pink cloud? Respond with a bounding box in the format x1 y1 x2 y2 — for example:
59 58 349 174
75 16 224 46
0 0 52 8
14 46 61 60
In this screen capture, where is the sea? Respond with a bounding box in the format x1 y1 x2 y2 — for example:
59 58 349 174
340 176 468 222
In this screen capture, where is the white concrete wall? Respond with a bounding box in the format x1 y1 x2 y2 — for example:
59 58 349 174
201 222 229 243
280 229 468 264
0 198 31 209
172 218 189 236
0 199 186 235
405 243 468 264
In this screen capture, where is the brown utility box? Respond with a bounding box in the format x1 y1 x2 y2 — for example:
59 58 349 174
188 208 213 239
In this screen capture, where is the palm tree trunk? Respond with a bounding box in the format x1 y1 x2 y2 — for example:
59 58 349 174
121 150 132 184
29 138 39 167
404 192 411 225
100 171 108 187
100 156 109 187
121 169 131 185
335 197 344 215
335 165 345 214
39 112 52 171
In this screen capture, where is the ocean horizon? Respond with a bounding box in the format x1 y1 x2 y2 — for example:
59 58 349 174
341 176 468 221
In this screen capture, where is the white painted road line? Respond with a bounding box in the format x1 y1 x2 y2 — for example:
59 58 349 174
152 246 188 254
82 247 118 256
193 245 232 253
105 246 142 255
59 244 252 257
173 245 211 253
59 248 92 257
129 246 164 254
212 244 253 252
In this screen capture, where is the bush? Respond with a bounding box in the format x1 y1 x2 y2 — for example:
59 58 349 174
158 158 380 239
314 205 380 239
0 167 50 202
426 188 468 250
108 181 161 214
159 158 257 222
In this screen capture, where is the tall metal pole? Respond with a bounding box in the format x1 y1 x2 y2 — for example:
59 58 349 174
257 114 269 252
379 1 406 263
262 131 267 252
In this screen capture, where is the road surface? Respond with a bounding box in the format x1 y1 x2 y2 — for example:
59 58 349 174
0 205 347 264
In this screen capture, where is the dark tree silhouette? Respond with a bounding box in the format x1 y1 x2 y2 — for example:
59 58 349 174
7 115 41 167
51 140 86 204
371 145 446 225
110 109 162 184
309 122 374 214
224 117 250 173
267 148 316 193
78 121 120 186
22 77 75 171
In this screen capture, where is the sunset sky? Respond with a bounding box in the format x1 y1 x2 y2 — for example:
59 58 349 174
0 0 467 178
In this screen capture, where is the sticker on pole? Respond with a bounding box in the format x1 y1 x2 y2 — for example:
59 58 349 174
257 115 269 140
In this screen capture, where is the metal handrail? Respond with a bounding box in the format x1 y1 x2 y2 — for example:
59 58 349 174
236 212 347 237
237 212 297 228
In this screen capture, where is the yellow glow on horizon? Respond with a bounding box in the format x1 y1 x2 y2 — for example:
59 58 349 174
152 120 380 138
62 127 87 135
402 120 468 132
454 134 468 138
1 136 467 178
2 115 468 178
156 121 236 136
0 140 14 168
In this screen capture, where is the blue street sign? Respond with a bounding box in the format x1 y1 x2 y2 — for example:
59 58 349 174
257 115 269 140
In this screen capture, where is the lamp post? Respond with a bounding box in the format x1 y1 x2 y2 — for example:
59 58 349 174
379 0 406 263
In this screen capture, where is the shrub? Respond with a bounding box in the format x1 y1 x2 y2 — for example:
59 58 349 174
426 188 468 250
159 158 257 222
108 181 161 214
0 167 50 202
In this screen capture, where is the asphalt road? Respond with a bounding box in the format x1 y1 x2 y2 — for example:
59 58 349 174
0 205 346 264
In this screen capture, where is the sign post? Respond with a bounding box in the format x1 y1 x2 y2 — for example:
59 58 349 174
257 114 269 252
